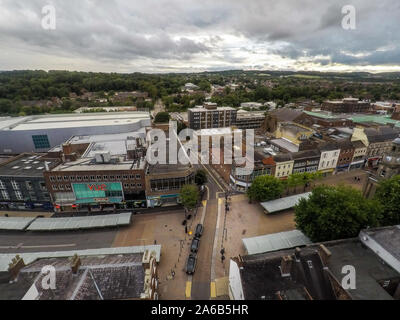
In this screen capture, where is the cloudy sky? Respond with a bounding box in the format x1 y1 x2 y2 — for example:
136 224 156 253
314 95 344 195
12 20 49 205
0 0 399 73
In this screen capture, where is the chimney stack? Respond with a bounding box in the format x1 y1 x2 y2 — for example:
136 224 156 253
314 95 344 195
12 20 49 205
318 244 332 267
70 254 81 274
8 255 25 280
280 255 293 277
294 247 302 261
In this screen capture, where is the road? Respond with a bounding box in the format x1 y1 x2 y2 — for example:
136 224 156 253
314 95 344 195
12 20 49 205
0 229 117 253
190 163 225 300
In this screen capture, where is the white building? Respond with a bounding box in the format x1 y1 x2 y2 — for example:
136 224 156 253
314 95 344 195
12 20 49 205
0 112 151 154
318 143 340 175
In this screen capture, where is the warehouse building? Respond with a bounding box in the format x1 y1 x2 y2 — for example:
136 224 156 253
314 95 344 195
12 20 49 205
0 112 151 154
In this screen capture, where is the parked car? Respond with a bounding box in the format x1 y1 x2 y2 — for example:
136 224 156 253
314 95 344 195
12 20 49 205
191 238 200 253
195 224 204 238
186 254 197 275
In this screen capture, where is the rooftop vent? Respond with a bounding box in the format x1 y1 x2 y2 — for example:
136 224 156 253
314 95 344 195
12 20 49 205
12 166 20 169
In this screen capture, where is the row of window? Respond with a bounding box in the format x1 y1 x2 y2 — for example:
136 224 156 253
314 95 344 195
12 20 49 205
49 174 142 183
0 180 47 192
52 183 142 191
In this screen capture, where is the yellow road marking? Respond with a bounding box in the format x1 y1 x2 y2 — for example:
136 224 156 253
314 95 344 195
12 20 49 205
202 200 207 207
185 281 192 298
218 198 223 205
210 282 216 298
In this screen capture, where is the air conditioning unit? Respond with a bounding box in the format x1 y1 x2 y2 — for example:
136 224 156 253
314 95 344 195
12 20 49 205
95 151 111 164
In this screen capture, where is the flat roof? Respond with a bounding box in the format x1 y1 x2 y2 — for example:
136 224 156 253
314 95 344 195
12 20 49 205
0 154 59 177
1 112 150 131
261 192 312 213
243 230 312 255
270 138 299 153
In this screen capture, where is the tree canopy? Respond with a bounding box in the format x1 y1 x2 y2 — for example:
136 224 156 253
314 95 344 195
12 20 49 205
295 185 382 242
194 170 208 186
374 175 400 226
154 112 170 123
180 184 199 210
247 175 284 202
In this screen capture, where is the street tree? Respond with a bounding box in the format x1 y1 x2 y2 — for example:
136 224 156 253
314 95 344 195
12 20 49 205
295 185 382 242
180 184 199 211
247 175 284 202
195 170 208 186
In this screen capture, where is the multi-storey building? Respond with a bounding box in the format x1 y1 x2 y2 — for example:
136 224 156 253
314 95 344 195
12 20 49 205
188 103 237 130
335 140 355 172
234 110 266 131
322 98 371 113
292 150 320 174
350 140 367 170
0 154 59 211
317 143 340 176
377 138 400 179
44 133 148 212
351 126 400 168
274 153 294 180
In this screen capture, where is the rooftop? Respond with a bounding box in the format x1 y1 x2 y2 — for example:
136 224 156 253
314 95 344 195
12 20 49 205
0 154 59 177
270 138 299 153
260 192 312 214
243 230 312 255
0 112 151 131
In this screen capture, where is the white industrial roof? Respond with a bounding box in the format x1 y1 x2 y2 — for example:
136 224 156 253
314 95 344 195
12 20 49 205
0 245 162 272
260 192 312 213
1 112 150 131
242 230 312 255
270 138 299 153
27 212 132 231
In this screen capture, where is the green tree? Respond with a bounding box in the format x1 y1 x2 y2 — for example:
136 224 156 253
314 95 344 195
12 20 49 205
374 175 400 226
195 170 208 186
247 175 284 202
295 185 382 242
154 112 170 123
180 184 199 210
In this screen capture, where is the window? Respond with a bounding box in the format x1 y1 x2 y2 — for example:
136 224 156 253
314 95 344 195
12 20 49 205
70 176 75 182
124 183 129 189
137 183 142 188
26 181 33 190
63 176 69 181
83 176 89 181
136 174 141 180
11 180 19 190
1 190 9 200
40 182 47 191
77 176 82 181
129 175 135 180
52 185 58 191
50 176 56 182
109 175 115 181
65 184 72 191
103 175 108 181
32 135 50 149
130 184 136 188
59 185 64 191
90 176 95 181
97 176 102 181
0 180 5 190
15 191 23 200
116 175 122 181
123 175 128 180
57 176 62 182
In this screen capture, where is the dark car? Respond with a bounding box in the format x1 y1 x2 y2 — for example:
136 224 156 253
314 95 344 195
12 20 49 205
195 224 204 238
186 254 197 275
191 238 200 253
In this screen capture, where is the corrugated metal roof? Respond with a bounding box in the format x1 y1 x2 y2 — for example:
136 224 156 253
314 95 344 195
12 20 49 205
27 212 132 231
242 230 312 255
260 192 312 213
0 217 36 231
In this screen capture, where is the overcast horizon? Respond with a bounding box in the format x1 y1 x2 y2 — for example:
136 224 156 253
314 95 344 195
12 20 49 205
1 0 400 74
